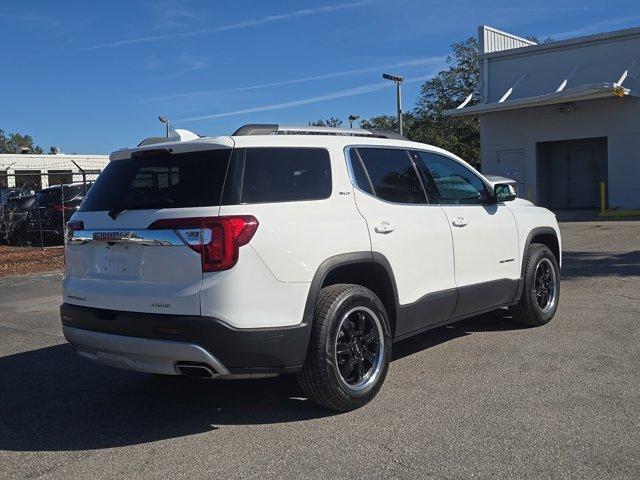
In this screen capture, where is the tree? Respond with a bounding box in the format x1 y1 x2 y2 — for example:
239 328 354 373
411 37 480 166
309 117 343 127
360 113 416 135
0 129 44 154
526 35 553 44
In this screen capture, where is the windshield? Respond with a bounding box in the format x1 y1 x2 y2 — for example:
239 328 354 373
79 149 232 212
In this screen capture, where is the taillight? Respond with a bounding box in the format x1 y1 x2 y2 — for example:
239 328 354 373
66 220 84 231
52 204 77 212
148 216 259 272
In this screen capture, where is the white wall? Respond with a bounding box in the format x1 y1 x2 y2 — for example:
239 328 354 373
480 96 640 209
0 154 109 189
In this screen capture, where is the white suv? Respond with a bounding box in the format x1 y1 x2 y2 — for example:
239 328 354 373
61 124 561 411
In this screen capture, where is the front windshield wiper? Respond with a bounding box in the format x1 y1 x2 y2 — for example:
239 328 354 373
108 198 175 220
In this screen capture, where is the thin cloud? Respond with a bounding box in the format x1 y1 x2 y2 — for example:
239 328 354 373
151 1 198 30
156 59 208 80
548 16 640 39
139 56 445 103
176 74 435 123
77 2 366 52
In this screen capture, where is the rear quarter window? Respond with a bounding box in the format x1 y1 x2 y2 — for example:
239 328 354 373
240 148 331 204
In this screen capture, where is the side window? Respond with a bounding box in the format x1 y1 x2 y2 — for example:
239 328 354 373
354 148 426 204
349 152 374 195
415 152 488 205
241 148 331 204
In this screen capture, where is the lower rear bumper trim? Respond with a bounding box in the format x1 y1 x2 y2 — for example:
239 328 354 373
60 303 311 374
62 325 230 376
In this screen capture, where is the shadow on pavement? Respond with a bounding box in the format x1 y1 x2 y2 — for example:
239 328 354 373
0 344 330 452
0 309 521 452
562 251 640 278
554 210 640 222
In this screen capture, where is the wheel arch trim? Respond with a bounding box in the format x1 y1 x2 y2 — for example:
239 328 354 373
302 251 399 326
514 226 561 302
521 226 561 275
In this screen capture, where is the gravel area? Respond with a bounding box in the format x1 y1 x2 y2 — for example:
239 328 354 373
0 246 63 277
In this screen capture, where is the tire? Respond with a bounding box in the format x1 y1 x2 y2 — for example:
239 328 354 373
511 243 560 327
8 224 27 246
297 284 392 411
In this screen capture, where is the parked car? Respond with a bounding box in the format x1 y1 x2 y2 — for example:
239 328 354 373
27 182 93 244
0 187 34 207
0 193 35 244
60 124 561 411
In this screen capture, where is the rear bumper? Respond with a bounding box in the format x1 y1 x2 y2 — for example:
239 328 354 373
60 303 311 375
63 325 230 376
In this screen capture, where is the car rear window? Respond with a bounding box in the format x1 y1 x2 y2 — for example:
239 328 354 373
79 149 232 212
240 148 331 204
35 186 84 206
35 189 60 206
7 195 34 209
63 185 88 200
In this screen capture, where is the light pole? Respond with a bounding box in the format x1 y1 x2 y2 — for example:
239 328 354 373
382 73 404 135
158 116 171 137
348 114 360 129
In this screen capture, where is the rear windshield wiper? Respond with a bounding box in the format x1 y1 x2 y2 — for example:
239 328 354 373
108 198 175 220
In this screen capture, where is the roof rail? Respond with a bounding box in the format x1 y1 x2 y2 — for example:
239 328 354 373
231 124 408 141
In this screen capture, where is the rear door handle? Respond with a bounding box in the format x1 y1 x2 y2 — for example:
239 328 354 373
452 216 468 227
374 222 395 234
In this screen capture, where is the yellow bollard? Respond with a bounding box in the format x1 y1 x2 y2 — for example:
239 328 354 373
600 182 606 213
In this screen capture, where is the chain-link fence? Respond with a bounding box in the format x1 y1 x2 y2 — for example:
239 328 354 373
0 170 101 249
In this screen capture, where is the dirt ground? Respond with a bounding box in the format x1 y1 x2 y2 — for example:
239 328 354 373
0 246 63 277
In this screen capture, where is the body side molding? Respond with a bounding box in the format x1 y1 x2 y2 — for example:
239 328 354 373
304 251 533 344
454 278 520 318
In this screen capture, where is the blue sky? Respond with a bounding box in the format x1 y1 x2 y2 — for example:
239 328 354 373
2 0 639 154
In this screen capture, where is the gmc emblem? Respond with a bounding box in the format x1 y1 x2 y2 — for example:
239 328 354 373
92 231 129 242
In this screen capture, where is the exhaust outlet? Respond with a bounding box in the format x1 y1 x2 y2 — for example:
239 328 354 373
176 362 218 379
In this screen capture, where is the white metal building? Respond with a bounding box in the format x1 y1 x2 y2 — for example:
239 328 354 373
0 153 109 190
446 25 640 210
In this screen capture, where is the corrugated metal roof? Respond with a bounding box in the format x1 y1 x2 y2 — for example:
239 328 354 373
444 83 636 116
479 25 640 59
479 25 537 54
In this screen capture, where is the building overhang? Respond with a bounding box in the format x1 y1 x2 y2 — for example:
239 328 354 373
444 83 638 117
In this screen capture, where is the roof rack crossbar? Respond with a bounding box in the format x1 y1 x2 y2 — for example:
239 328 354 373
231 124 408 141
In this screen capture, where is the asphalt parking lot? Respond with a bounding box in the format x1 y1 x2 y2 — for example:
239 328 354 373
0 221 638 479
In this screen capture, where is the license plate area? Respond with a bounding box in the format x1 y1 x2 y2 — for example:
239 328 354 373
94 243 141 278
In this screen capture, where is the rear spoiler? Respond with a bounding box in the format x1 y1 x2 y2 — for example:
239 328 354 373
131 148 172 160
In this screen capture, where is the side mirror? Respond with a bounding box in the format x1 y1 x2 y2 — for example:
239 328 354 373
494 183 517 202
